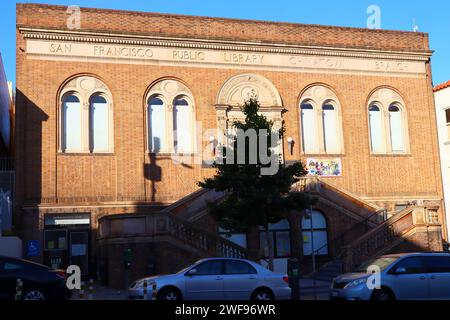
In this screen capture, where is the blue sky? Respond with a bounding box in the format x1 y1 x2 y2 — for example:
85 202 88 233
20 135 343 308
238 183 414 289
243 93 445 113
1 0 449 86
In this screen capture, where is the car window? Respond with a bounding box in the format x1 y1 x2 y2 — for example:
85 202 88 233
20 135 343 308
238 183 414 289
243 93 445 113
392 257 426 274
193 261 223 275
225 260 257 275
424 256 450 273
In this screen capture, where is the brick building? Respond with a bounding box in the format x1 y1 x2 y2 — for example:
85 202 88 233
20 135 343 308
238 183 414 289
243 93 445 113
16 3 446 287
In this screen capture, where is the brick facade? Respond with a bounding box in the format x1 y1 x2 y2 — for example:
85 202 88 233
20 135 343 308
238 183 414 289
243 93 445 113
15 4 445 280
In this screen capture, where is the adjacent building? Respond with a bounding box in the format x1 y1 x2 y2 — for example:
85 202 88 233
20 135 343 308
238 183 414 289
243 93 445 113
434 81 450 240
16 3 446 287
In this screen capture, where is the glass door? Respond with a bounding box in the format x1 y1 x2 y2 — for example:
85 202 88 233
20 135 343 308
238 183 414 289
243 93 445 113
69 231 89 276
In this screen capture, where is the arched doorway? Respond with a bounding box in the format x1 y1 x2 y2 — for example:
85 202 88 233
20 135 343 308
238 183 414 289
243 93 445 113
302 210 328 256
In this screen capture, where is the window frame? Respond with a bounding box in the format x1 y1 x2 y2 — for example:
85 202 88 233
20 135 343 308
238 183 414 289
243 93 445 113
172 95 195 155
58 76 114 154
145 80 196 155
88 92 114 153
298 85 344 156
146 94 169 154
60 92 84 153
367 88 410 156
301 210 329 257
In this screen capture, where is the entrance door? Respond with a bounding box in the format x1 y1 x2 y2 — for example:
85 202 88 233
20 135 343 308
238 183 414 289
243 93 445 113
69 231 89 276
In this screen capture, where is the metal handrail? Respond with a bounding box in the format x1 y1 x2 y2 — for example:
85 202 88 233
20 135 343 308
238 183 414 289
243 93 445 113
310 208 388 260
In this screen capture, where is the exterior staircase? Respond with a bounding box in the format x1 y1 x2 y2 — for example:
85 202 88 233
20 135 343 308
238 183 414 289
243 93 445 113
307 205 443 283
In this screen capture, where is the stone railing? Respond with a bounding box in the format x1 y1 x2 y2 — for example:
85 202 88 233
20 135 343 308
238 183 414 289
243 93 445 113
341 206 442 271
98 212 251 260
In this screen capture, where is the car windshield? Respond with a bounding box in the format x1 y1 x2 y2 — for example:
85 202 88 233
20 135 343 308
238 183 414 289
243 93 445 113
353 257 400 273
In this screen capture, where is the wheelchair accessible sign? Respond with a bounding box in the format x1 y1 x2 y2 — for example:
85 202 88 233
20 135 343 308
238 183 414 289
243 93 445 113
27 240 40 257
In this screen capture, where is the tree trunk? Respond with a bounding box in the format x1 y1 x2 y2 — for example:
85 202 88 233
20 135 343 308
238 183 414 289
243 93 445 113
264 224 274 271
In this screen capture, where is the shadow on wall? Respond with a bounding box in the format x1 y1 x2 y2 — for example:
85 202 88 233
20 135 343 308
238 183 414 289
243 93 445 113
143 136 193 203
14 90 48 259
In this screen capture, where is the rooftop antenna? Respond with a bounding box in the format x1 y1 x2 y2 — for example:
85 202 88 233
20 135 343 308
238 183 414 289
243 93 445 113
413 18 419 32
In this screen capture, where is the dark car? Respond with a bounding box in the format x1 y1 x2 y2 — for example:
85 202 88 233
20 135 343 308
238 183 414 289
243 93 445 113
0 256 71 300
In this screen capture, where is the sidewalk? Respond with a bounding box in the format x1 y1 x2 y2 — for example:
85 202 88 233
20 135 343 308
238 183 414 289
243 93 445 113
298 278 331 300
70 282 128 300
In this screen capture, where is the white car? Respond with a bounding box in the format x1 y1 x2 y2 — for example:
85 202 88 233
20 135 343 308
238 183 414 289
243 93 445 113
128 258 291 300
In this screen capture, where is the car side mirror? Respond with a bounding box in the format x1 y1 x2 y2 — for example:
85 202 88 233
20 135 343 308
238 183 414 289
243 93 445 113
395 267 407 274
186 268 198 276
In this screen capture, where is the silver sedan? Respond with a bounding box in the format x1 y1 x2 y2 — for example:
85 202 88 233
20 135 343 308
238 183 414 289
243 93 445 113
128 258 291 300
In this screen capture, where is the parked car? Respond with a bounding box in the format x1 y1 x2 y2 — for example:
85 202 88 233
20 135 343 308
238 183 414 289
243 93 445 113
128 258 291 300
330 253 450 300
0 256 71 300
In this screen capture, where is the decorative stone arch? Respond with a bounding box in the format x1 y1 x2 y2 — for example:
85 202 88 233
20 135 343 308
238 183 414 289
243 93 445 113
216 73 283 108
58 75 114 153
215 74 284 157
367 87 410 154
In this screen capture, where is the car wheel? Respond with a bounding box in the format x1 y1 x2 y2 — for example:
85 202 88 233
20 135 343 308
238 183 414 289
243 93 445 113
157 287 182 301
251 288 274 301
23 288 46 301
371 289 394 301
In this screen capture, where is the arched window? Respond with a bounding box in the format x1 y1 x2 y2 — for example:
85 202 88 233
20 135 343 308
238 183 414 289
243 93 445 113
90 94 110 152
367 88 408 154
147 97 166 153
300 102 317 154
62 94 82 152
302 210 328 256
173 98 193 154
322 103 339 153
369 104 384 153
145 79 195 154
59 76 113 153
389 104 405 152
299 85 343 155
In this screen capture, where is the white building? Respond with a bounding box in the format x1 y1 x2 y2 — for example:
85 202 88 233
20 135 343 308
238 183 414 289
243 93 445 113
434 81 450 238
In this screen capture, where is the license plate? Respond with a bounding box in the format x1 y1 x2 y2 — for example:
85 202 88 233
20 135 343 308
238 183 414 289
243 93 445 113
331 291 339 297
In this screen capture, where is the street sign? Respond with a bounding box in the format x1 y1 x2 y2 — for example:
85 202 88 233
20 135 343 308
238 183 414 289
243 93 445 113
26 240 40 257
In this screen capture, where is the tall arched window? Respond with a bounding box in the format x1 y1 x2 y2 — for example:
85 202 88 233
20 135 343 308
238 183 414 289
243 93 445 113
302 210 328 256
369 104 384 153
389 104 405 152
62 94 82 152
367 88 409 154
145 79 195 154
173 98 193 154
147 97 166 153
322 103 339 153
300 102 317 154
90 94 110 152
59 76 113 153
299 85 343 155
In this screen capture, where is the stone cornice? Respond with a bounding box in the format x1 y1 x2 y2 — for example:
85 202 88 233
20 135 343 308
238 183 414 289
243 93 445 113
19 27 432 62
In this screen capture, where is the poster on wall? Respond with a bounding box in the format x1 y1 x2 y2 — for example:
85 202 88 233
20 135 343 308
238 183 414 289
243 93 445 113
307 158 342 177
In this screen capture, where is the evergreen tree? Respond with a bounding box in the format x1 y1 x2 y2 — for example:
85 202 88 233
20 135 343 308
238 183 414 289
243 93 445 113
198 98 314 270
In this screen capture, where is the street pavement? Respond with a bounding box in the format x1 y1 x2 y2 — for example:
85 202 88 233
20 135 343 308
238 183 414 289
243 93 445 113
70 278 331 300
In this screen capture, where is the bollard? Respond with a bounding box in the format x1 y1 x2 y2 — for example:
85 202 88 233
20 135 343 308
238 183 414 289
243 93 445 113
151 282 157 301
15 278 23 301
88 279 94 300
143 280 148 300
79 281 85 300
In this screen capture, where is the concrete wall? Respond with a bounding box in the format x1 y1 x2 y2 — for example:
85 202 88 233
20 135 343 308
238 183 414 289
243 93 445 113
0 236 22 258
